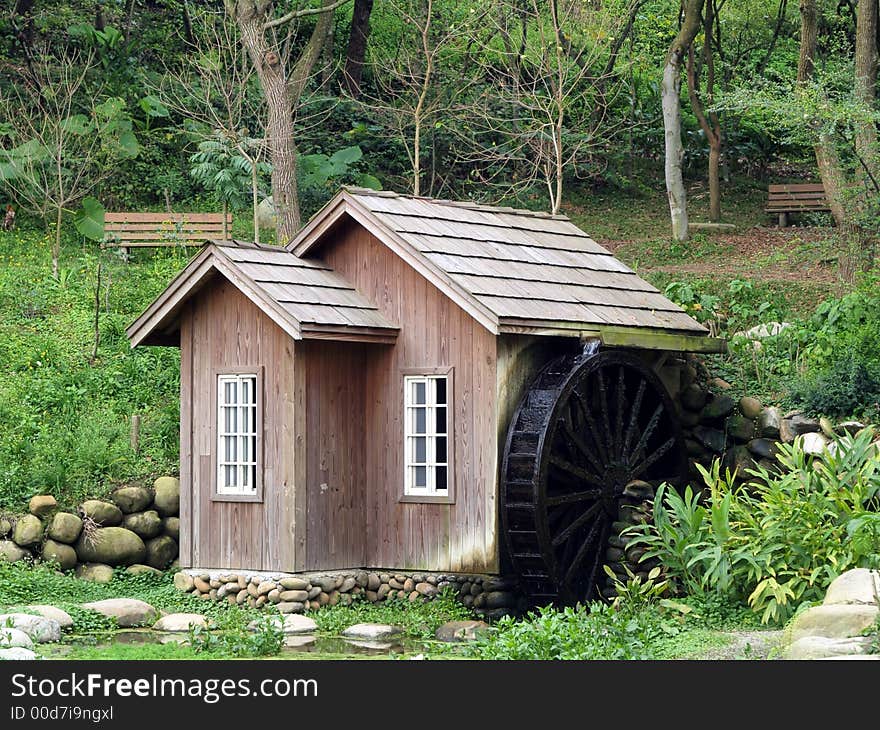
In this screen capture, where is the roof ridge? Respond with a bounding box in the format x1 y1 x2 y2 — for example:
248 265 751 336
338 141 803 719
343 187 571 221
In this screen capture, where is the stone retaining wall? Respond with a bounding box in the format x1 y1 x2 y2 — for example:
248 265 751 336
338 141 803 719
0 477 180 581
173 568 523 619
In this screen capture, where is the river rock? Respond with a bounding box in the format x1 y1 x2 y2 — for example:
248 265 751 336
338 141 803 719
758 407 782 438
0 517 10 537
727 415 755 442
0 627 34 650
415 582 437 597
435 620 491 642
799 432 829 456
0 647 38 660
622 480 654 500
0 540 29 563
47 512 82 544
81 598 158 628
154 614 209 632
791 604 879 641
367 573 381 591
125 564 163 577
41 539 77 570
341 623 403 641
111 486 153 514
279 576 309 590
145 535 177 569
819 417 836 438
81 500 123 526
693 425 727 454
153 477 180 517
784 636 871 660
25 606 73 630
122 510 162 539
823 569 880 606
701 394 735 421
249 614 317 635
484 591 516 609
12 515 42 547
75 563 114 583
780 413 821 443
28 495 56 518
835 421 866 436
0 613 61 643
680 384 707 412
162 517 179 541
339 577 357 593
279 589 309 603
173 572 194 592
746 438 778 460
75 527 146 566
725 445 756 475
739 396 763 419
276 602 304 614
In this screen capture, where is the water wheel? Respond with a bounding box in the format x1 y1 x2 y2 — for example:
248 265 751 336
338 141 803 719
500 347 686 606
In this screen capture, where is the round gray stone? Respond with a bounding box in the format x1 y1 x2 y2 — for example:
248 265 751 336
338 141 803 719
122 510 162 539
41 539 77 570
75 563 114 583
153 477 180 517
0 627 34 650
12 515 42 547
80 500 123 526
80 598 158 628
162 517 180 541
28 495 57 518
75 527 146 566
145 535 177 569
0 613 61 642
0 540 29 563
111 486 153 514
47 512 83 544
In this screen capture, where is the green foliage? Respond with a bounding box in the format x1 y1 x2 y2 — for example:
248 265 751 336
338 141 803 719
187 607 284 658
313 588 471 640
73 197 105 242
189 133 270 211
467 603 664 660
628 431 880 624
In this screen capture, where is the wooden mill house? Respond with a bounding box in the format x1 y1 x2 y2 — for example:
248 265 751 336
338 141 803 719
129 189 720 604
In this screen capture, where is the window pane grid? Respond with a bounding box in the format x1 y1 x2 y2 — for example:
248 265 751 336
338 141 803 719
404 374 449 496
217 374 258 496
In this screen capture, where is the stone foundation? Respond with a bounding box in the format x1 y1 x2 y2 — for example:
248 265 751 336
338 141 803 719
174 568 524 619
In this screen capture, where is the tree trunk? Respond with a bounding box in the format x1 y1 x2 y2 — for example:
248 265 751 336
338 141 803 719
797 0 818 84
251 162 260 245
53 204 61 279
663 0 706 242
223 199 229 240
855 0 879 184
343 0 374 97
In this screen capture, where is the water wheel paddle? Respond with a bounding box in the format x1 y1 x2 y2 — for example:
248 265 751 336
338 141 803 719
500 348 686 606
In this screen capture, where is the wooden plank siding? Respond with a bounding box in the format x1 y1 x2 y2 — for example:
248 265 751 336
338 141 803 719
181 276 298 571
318 218 499 573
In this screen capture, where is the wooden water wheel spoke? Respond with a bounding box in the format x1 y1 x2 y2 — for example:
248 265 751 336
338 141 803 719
629 436 677 479
551 501 602 547
545 487 603 507
501 350 686 607
622 379 647 454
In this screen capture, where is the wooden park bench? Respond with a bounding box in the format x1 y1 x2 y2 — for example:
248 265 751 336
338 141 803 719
102 212 233 256
765 183 830 226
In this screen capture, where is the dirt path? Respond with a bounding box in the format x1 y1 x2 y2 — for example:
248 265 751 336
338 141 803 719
697 630 785 661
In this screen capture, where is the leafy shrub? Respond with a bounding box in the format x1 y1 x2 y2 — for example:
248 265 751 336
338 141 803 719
628 430 880 624
187 607 284 658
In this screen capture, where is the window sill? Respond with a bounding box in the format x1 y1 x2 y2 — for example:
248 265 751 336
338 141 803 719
398 494 455 505
211 493 263 503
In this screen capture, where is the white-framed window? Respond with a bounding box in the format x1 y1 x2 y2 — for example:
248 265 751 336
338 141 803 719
404 373 450 497
216 373 259 497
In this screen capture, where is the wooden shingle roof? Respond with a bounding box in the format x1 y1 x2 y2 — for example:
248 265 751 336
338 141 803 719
127 242 397 347
290 189 723 353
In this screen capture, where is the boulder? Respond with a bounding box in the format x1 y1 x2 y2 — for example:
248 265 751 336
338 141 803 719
122 510 162 539
758 407 782 438
701 395 735 421
80 598 158 628
435 620 492 642
724 445 756 475
484 591 516 609
153 477 180 517
75 563 115 583
780 413 821 443
727 415 756 443
784 636 871 660
791 604 879 641
125 564 163 577
680 384 707 412
80 500 123 526
0 540 29 563
693 425 727 454
279 576 309 590
747 438 779 460
799 432 829 456
279 589 309 603
622 480 654 500
415 582 437 597
0 517 10 537
819 417 836 438
12 515 42 547
153 613 210 632
0 627 34 650
24 605 73 630
145 535 177 569
0 647 38 660
248 614 317 635
835 421 866 436
162 517 180 541
111 486 153 514
276 602 304 614
75 527 146 566
341 623 403 641
41 539 77 571
28 495 57 518
47 512 83 544
823 569 880 606
709 377 732 391
173 572 195 592
739 396 763 419
0 613 61 643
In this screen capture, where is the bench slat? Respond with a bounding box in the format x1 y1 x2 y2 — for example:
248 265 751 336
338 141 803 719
105 224 227 233
767 184 826 193
104 212 232 223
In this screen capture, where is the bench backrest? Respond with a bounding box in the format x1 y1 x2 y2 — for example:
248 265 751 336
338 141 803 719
766 183 829 211
103 212 232 247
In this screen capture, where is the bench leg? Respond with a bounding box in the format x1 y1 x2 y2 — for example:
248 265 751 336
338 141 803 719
778 212 789 227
